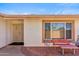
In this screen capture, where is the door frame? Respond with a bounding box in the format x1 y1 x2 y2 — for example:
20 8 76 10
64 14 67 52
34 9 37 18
11 20 24 44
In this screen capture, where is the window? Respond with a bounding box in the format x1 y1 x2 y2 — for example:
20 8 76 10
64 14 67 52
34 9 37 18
44 22 72 40
45 23 51 39
66 23 72 39
51 23 65 39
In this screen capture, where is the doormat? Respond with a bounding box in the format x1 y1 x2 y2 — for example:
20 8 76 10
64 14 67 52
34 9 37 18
10 42 24 45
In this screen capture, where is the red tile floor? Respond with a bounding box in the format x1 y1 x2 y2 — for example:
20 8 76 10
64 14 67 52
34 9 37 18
0 45 79 56
22 47 79 56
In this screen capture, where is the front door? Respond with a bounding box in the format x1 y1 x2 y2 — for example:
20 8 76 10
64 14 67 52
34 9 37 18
13 24 23 42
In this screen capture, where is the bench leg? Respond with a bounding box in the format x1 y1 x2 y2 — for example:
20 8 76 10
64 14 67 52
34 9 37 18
62 49 64 55
73 49 76 55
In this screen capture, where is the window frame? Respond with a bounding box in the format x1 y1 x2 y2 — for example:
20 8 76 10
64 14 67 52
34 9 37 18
42 20 74 42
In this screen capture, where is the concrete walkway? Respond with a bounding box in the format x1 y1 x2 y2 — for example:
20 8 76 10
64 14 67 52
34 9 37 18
0 45 24 56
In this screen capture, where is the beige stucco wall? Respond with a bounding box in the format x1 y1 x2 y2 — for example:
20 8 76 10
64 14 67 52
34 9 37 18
74 20 79 41
24 19 44 46
6 21 13 45
0 17 14 48
0 17 7 48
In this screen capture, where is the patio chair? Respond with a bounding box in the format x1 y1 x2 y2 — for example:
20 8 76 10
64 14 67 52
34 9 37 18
75 39 79 47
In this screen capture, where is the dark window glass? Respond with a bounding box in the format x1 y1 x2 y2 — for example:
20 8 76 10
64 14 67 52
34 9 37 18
45 23 51 39
66 23 72 39
45 23 51 31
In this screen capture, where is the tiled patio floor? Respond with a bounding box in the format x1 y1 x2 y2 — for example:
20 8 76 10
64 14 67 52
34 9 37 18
0 45 24 56
0 45 79 56
22 47 79 56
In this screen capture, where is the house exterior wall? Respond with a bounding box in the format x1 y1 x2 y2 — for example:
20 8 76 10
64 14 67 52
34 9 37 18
0 16 7 48
24 19 44 46
1 15 79 47
6 21 13 45
74 20 79 41
23 17 79 47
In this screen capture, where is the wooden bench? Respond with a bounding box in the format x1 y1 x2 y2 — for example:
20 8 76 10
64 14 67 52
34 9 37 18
60 45 79 55
50 39 79 55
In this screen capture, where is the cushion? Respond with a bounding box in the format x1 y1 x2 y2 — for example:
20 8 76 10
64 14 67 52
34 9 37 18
51 39 70 45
